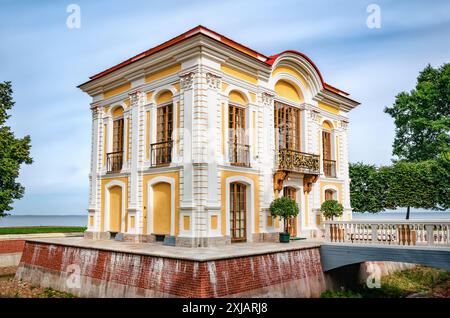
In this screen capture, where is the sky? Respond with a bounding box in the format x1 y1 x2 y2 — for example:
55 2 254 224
0 0 449 215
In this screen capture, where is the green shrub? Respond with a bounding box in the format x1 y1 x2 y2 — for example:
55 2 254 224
269 197 299 233
321 199 344 220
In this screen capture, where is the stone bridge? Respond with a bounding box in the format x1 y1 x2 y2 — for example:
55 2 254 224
320 220 450 272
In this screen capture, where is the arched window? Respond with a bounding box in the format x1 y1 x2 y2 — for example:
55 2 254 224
324 189 336 201
228 91 250 167
107 107 124 173
275 101 301 151
283 186 297 200
322 121 336 177
152 91 173 166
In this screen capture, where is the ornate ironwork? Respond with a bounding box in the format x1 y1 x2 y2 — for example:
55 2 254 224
150 140 173 167
277 148 320 175
106 151 123 173
229 142 250 167
323 159 337 178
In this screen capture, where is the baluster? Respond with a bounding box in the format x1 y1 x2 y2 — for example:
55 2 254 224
371 224 377 244
438 224 442 243
446 224 450 244
425 224 434 246
350 223 355 243
330 223 334 242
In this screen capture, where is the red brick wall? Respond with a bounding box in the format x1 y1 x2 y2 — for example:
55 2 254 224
20 241 325 297
0 240 25 254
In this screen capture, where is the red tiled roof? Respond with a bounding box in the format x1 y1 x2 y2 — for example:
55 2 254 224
83 25 351 97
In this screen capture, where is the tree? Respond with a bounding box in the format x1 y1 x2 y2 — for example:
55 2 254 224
432 153 450 211
320 200 343 220
384 63 450 162
383 159 449 219
349 159 449 219
0 81 32 217
269 197 299 234
349 162 389 213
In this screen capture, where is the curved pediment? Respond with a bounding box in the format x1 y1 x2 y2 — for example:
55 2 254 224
269 51 324 98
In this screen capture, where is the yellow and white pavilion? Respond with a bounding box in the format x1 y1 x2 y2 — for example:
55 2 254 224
79 26 360 246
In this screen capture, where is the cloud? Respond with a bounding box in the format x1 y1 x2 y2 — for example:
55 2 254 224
1 0 449 213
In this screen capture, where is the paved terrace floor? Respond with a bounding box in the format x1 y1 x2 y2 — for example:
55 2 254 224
25 237 323 261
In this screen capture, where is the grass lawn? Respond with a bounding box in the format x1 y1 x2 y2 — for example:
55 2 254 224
321 266 450 298
0 226 86 235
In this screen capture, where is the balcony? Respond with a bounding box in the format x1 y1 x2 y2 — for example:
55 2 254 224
323 159 337 178
106 151 123 173
228 142 250 167
276 148 320 175
151 140 173 167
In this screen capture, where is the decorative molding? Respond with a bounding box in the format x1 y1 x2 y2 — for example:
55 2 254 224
129 90 144 106
260 92 274 107
309 109 320 121
180 72 195 90
303 174 318 194
273 171 287 192
206 72 221 90
340 120 349 130
91 105 100 119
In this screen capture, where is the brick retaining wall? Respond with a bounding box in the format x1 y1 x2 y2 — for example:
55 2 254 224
16 241 327 298
0 240 25 254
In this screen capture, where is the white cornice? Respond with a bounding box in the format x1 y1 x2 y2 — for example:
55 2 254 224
78 34 272 97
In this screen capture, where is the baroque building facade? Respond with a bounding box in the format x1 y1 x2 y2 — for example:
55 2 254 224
79 26 360 247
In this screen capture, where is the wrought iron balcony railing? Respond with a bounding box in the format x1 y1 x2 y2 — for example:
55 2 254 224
151 140 173 167
323 159 337 178
276 148 320 175
228 142 250 167
106 151 124 173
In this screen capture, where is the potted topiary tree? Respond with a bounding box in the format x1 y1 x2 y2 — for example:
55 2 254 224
320 199 344 220
269 197 299 243
321 199 344 240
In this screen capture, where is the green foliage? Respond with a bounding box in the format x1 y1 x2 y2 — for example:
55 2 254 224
349 162 389 213
320 199 343 220
320 289 362 298
385 160 447 212
349 157 450 215
321 266 450 298
0 81 32 217
384 63 450 162
269 197 299 233
0 226 86 235
35 288 75 298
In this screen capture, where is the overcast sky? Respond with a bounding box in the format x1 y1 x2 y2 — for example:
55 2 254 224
1 0 449 215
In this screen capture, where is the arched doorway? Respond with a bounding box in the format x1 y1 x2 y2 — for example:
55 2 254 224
283 186 298 237
152 182 171 235
109 185 122 232
230 182 247 242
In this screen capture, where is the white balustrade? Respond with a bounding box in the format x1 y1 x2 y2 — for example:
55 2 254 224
324 220 450 247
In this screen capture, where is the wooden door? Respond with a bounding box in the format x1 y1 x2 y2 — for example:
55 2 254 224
152 182 171 235
109 186 122 232
230 182 247 242
283 186 297 237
